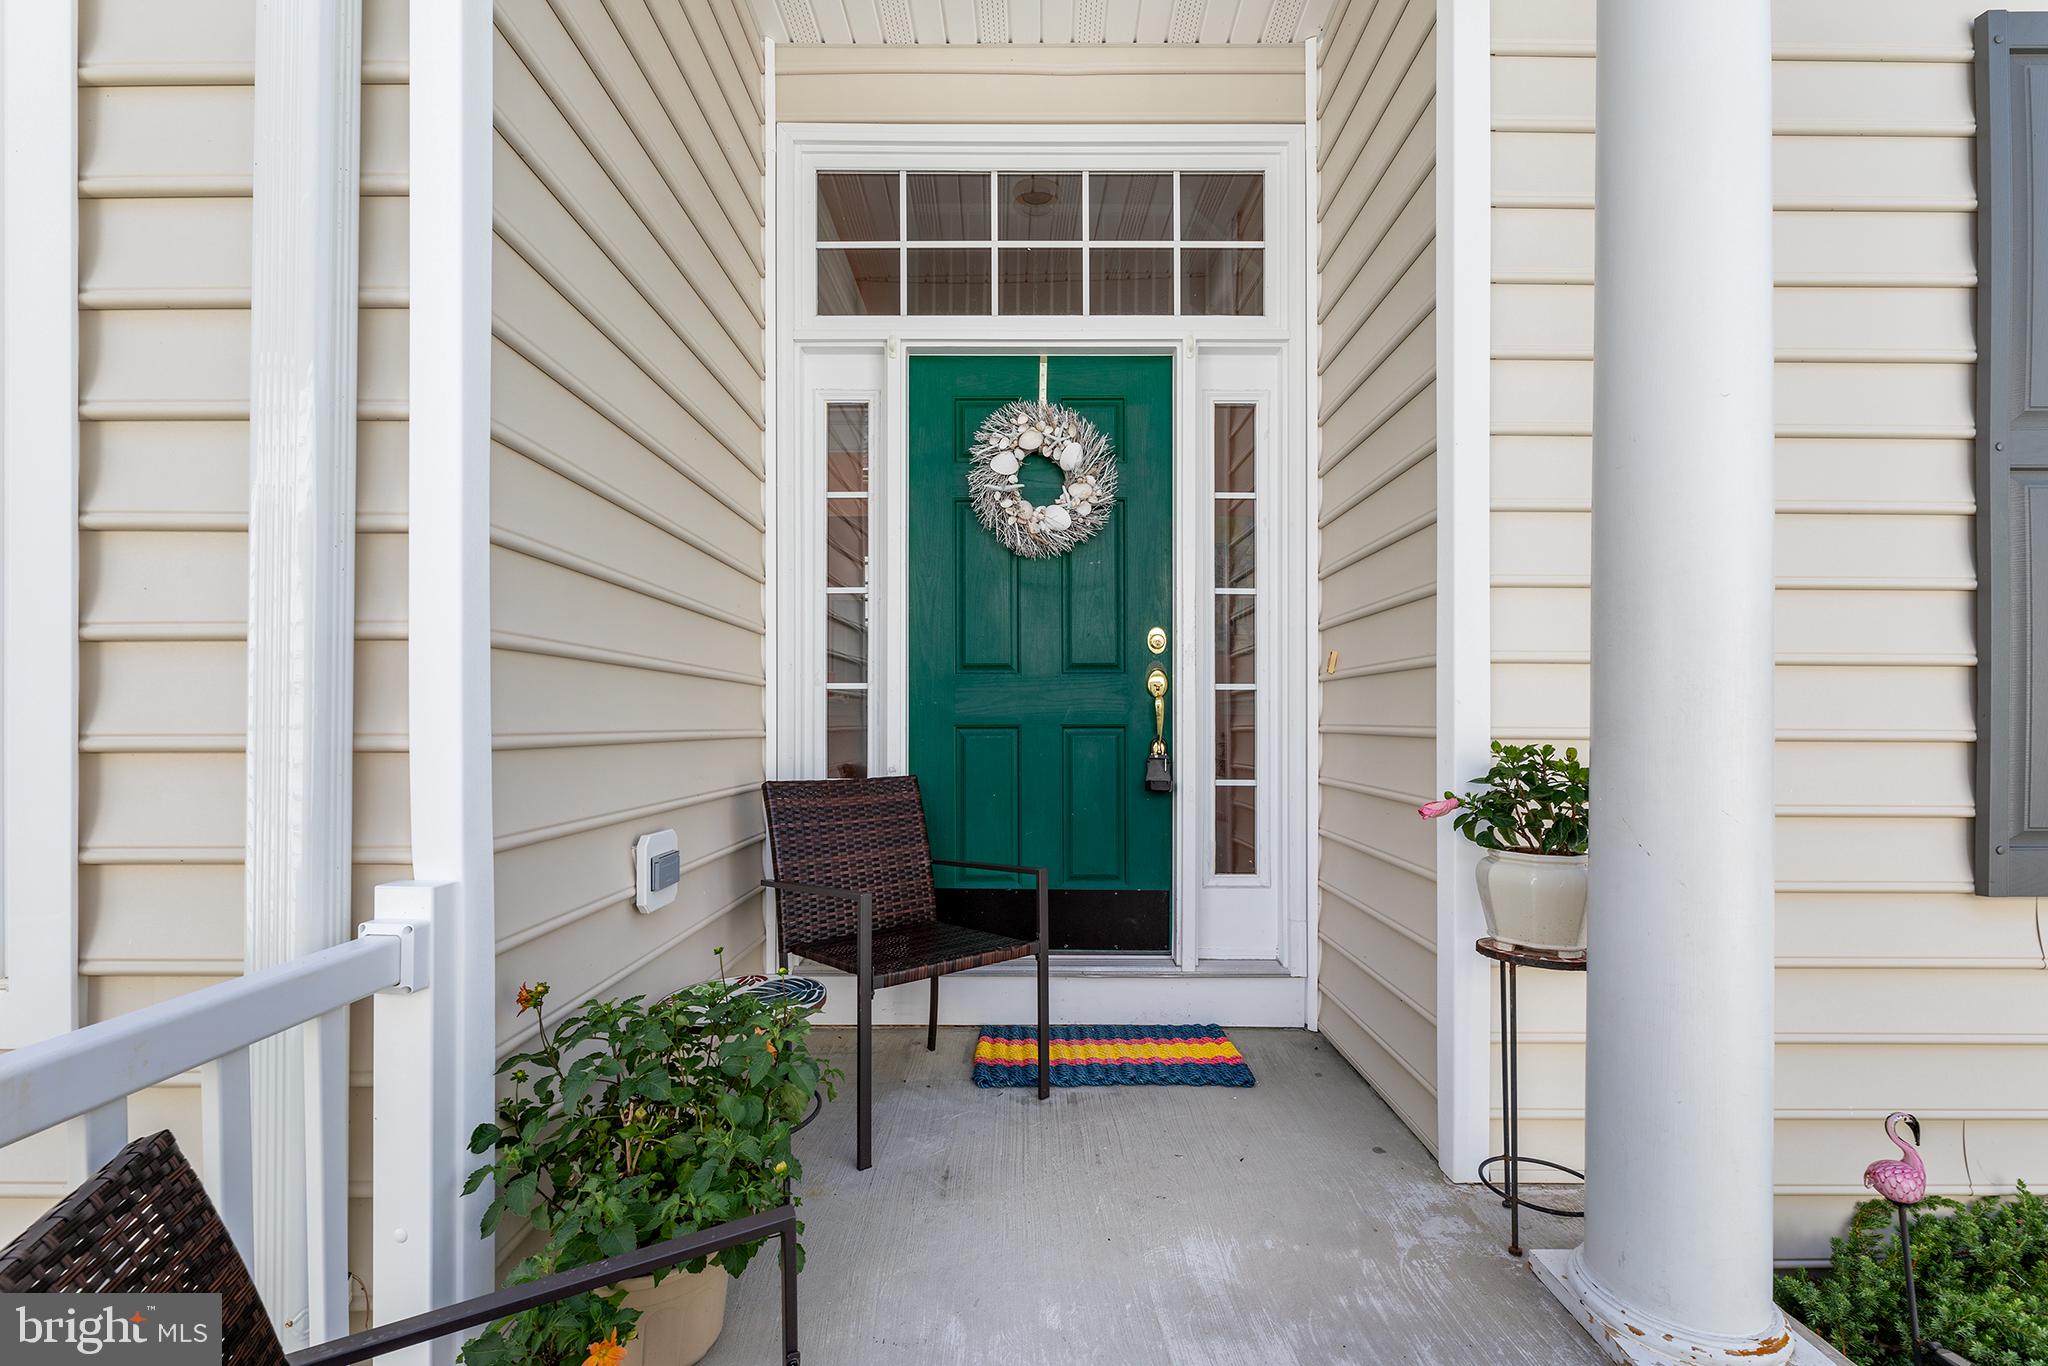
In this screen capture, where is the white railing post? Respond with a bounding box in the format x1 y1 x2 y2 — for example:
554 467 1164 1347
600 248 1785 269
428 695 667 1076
76 1099 127 1178
368 882 458 1365
202 1048 256 1264
304 1008 352 1344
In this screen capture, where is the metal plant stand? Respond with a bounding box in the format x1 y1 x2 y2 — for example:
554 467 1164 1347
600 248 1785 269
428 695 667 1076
1476 936 1587 1256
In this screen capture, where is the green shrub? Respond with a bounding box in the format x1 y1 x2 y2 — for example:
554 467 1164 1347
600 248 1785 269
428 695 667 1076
1776 1185 2048 1366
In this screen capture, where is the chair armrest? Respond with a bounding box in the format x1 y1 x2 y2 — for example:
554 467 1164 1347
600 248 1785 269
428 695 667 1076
761 880 876 986
928 861 1049 948
930 858 1048 880
761 877 869 903
285 1204 799 1366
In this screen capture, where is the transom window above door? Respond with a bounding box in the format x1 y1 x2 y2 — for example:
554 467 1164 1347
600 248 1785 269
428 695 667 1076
815 171 1265 318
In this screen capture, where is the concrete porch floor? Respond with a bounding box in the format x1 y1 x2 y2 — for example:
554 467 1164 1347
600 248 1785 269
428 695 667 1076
703 1026 1603 1365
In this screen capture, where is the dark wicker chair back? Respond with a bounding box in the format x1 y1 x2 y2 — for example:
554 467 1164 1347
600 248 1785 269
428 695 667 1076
0 1130 287 1366
762 776 939 955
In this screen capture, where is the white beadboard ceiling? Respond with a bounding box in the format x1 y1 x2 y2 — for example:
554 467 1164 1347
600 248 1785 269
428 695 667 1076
753 0 1332 46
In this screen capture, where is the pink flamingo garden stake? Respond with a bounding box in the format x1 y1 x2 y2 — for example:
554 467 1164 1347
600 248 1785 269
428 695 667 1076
1864 1111 1928 1366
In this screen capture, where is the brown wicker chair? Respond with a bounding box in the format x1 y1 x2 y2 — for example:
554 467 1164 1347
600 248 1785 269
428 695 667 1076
0 1129 802 1365
761 775 1050 1170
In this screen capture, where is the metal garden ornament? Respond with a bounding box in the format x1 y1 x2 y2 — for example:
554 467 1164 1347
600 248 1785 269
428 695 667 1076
966 399 1117 559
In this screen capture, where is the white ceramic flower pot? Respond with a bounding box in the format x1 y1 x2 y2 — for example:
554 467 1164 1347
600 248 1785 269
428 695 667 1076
619 1264 728 1366
1474 850 1589 952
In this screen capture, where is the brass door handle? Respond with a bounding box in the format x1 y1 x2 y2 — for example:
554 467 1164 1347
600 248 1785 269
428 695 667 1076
1144 666 1173 792
1146 667 1168 757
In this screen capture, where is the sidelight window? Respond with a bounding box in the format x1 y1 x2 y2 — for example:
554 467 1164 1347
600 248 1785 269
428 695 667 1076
815 170 1265 318
1214 403 1257 875
824 402 870 778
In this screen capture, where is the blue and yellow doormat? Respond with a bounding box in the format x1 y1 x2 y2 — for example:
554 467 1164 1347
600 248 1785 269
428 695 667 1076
972 1024 1255 1087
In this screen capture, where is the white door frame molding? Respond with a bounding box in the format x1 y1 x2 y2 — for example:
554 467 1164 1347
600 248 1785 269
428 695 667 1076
0 0 81 1054
406 0 497 1333
771 124 1312 1016
1433 0 1494 1184
1301 31 1324 1035
244 0 363 1341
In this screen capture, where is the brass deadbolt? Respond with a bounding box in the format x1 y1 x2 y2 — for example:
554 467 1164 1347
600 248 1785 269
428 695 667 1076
1147 626 1167 655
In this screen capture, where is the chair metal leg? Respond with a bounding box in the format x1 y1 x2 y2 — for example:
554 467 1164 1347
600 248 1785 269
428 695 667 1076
780 1222 801 1365
1036 947 1050 1100
856 980 873 1171
927 975 939 1052
856 891 874 1172
1035 869 1050 1101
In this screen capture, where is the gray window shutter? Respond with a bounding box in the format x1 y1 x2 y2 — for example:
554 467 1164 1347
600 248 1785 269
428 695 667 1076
1975 11 2048 894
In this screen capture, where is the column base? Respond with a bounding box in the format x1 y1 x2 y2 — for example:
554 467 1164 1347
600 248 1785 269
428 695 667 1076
1531 1248 1808 1366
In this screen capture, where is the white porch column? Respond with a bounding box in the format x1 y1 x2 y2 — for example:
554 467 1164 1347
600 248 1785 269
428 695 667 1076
244 0 361 1346
1531 2 1788 1363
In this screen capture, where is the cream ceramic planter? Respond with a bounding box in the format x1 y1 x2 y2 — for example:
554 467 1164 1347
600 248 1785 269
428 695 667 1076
1475 850 1589 952
619 1265 728 1366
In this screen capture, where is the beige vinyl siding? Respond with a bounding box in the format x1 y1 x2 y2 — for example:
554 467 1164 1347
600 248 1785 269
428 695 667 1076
1314 0 1439 1153
774 43 1304 122
488 0 768 1123
0 0 411 1297
1493 0 2048 1260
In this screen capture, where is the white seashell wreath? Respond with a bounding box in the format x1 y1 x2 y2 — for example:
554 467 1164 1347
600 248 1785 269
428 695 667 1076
966 400 1117 559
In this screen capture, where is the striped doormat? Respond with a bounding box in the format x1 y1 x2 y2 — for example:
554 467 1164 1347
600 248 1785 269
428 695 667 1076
972 1024 1255 1088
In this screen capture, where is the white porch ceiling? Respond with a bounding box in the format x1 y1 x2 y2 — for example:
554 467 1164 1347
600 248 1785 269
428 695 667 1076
752 0 1331 46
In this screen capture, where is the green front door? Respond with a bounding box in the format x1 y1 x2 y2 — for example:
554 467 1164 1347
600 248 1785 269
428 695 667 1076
908 354 1174 952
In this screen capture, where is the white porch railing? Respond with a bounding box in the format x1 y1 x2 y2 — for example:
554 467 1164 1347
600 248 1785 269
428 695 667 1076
0 884 446 1353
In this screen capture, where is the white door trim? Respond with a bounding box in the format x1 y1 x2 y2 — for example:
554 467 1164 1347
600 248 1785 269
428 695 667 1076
770 123 1313 1019
1434 0 1494 1183
1301 31 1324 1033
0 0 81 1054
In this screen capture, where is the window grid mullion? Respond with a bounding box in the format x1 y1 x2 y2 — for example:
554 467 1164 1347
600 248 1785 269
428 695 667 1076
1171 170 1182 315
818 168 1262 318
1080 171 1090 316
990 173 1002 317
1211 398 1258 875
824 401 873 777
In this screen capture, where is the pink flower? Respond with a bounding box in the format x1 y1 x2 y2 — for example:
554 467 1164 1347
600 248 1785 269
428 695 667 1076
1417 798 1460 820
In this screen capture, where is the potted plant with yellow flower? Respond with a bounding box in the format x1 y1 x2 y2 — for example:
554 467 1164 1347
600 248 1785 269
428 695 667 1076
459 956 834 1366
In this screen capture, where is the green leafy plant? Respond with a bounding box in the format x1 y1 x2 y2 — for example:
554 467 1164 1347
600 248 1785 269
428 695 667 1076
1776 1186 2048 1366
1419 741 1589 855
459 956 838 1366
